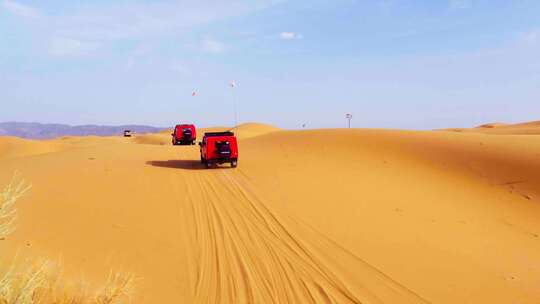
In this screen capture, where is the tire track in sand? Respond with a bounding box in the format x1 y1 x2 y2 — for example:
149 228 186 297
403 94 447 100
181 170 428 304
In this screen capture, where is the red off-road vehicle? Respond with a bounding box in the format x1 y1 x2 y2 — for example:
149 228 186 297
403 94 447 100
199 131 238 168
171 124 196 145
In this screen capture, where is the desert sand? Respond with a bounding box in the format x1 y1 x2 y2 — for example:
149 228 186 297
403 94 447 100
1 122 540 303
446 120 540 135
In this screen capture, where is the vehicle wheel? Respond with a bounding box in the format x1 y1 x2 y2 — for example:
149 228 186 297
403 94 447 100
231 160 238 168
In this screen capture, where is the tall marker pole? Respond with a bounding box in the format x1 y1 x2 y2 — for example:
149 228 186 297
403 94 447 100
346 113 352 128
230 81 238 131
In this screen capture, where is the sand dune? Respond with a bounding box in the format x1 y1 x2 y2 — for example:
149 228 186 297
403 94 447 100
0 136 65 159
1 122 540 303
476 122 508 128
134 133 171 146
448 120 540 135
137 123 279 146
231 122 280 139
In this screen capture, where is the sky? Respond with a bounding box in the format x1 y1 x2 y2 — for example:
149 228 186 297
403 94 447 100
0 0 539 129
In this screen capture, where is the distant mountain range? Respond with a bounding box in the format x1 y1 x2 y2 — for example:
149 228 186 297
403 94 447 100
0 122 165 139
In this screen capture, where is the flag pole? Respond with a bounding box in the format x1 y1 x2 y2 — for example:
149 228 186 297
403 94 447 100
234 91 238 129
230 81 238 133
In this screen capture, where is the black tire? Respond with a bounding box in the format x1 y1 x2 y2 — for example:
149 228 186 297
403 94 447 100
231 160 238 168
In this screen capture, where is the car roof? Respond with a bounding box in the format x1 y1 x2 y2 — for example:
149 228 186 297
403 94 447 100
204 131 235 137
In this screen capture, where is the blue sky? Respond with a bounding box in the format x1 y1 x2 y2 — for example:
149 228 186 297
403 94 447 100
1 0 539 129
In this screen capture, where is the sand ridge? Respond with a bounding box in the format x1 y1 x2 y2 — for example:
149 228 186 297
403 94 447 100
446 120 540 135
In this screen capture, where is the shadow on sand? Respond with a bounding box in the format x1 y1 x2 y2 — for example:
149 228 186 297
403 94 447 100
146 160 204 170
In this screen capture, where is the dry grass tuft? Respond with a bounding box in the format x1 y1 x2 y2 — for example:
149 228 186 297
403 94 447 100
0 259 49 304
0 173 31 240
0 260 134 304
94 272 135 304
0 175 136 304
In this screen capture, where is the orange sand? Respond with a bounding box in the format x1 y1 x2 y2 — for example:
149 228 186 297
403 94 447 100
1 122 539 303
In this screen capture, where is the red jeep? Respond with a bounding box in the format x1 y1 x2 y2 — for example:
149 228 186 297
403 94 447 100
171 124 196 145
199 131 238 168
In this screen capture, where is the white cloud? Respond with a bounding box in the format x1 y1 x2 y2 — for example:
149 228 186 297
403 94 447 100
125 44 152 69
201 39 226 54
450 0 472 9
280 32 303 40
2 0 283 58
377 0 398 10
1 0 40 18
49 37 98 57
520 29 539 44
50 1 282 42
169 62 193 77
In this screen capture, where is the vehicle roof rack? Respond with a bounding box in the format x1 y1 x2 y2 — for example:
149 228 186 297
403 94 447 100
204 131 235 137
